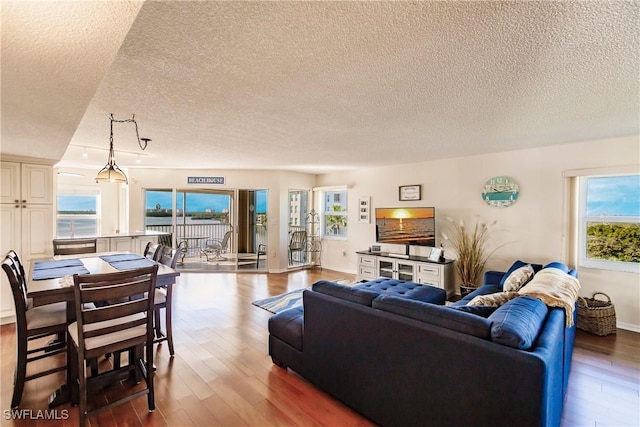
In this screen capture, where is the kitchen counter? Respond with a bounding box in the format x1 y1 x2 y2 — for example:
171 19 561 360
57 231 171 254
57 230 170 239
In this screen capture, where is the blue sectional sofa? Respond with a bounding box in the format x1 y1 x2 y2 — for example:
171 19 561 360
268 263 578 427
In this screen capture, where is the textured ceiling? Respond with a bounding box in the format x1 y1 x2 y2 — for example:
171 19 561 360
2 1 638 174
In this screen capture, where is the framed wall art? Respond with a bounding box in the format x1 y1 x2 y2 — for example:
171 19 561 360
399 185 422 201
359 196 371 223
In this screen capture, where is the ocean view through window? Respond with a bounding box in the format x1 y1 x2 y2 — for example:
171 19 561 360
57 193 99 237
144 189 267 249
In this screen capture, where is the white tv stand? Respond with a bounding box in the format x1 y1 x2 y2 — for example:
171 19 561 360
356 251 455 298
387 253 410 259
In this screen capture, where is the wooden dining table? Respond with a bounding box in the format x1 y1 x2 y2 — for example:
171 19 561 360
27 252 180 408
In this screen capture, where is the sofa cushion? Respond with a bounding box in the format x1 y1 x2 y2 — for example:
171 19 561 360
488 296 548 350
542 262 569 273
312 280 380 306
451 305 498 317
543 262 578 278
452 284 503 306
268 307 304 351
373 295 492 339
355 278 446 305
502 264 535 292
499 260 543 286
467 291 519 307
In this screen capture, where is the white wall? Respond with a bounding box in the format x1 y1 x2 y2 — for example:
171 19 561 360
316 135 640 331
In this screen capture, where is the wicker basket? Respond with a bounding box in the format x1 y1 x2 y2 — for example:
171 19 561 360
577 292 617 336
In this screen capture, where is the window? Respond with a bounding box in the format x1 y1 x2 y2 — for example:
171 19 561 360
579 174 640 272
322 190 347 238
288 190 308 228
57 190 100 238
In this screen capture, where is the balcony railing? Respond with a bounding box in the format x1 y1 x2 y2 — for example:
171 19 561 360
145 223 267 252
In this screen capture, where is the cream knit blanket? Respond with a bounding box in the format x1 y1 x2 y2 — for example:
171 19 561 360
518 268 581 327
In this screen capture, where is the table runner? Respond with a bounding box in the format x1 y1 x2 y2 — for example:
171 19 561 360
107 257 157 271
32 259 90 280
33 258 84 270
99 253 146 263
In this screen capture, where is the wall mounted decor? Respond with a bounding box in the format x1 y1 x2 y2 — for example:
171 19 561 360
359 196 371 223
399 185 421 201
482 176 519 207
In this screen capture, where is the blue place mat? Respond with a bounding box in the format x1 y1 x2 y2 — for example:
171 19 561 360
109 258 156 271
100 254 146 263
33 259 83 270
32 265 90 280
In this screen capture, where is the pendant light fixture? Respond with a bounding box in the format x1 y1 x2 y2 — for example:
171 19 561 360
95 113 151 183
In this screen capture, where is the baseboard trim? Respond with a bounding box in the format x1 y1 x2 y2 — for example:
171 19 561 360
617 321 640 333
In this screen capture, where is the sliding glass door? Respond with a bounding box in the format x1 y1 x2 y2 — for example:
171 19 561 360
144 188 268 271
145 189 234 264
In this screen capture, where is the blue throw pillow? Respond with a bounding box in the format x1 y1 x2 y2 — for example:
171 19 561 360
488 296 548 350
373 295 492 339
542 262 570 274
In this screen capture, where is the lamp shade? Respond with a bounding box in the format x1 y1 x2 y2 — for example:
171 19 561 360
95 164 128 183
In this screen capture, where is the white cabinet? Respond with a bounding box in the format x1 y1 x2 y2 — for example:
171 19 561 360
357 254 378 281
415 262 455 296
96 238 110 253
356 251 456 298
20 204 54 260
0 162 21 204
1 162 52 204
110 237 135 252
1 161 54 322
378 258 416 282
96 235 159 254
21 164 53 204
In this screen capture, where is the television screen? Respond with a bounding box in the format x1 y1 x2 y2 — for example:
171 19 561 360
375 207 435 247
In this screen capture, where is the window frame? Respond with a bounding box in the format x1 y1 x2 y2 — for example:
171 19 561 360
321 189 348 239
578 173 640 273
56 187 101 238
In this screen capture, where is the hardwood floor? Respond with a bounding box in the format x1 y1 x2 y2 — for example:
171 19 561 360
1 269 638 426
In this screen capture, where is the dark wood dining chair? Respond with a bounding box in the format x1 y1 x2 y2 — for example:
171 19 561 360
52 238 97 256
1 253 67 409
143 241 163 261
69 265 158 427
154 247 180 355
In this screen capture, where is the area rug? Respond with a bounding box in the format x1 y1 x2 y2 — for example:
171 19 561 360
252 279 355 314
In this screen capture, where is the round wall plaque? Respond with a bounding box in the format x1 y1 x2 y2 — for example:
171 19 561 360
482 176 519 207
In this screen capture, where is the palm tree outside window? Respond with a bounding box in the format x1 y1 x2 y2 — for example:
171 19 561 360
323 190 347 238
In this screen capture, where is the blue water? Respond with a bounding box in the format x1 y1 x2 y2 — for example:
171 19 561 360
376 218 435 244
57 219 97 237
57 216 222 238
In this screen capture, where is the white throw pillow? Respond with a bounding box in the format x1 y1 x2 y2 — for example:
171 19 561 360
467 292 519 307
502 264 535 292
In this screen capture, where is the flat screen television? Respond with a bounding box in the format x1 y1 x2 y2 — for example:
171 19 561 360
375 207 436 247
